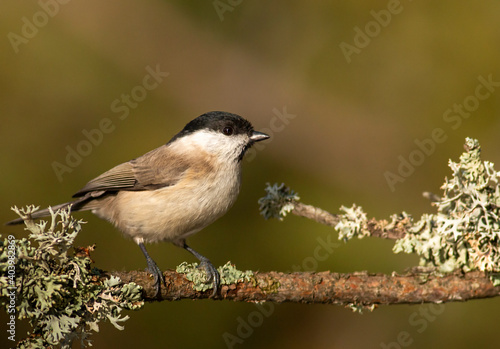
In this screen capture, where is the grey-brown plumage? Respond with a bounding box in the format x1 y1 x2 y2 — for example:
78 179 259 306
6 111 270 297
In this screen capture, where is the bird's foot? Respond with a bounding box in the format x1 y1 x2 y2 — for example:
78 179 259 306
145 258 165 298
198 258 220 298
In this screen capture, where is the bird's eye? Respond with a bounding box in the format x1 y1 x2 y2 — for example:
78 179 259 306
222 126 234 136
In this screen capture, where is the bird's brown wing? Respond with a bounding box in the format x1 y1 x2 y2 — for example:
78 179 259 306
72 146 190 198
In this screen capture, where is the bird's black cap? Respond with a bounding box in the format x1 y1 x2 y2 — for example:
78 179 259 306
168 111 255 144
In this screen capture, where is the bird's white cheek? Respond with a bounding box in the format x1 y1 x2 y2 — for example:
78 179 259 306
173 130 248 160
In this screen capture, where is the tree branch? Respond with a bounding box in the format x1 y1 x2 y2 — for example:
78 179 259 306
291 202 408 240
106 269 500 305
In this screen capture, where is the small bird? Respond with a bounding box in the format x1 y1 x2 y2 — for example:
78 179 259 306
6 111 270 297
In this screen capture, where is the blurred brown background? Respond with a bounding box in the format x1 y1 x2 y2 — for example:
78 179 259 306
1 1 500 348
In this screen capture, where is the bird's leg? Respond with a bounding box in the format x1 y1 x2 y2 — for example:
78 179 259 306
138 242 164 298
183 243 220 298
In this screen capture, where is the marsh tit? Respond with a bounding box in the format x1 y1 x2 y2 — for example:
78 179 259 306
7 111 270 297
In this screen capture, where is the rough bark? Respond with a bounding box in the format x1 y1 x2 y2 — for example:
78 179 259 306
106 269 500 305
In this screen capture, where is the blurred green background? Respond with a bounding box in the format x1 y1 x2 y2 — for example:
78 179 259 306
1 1 500 348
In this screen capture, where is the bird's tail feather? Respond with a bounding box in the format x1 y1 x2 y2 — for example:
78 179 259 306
5 197 90 226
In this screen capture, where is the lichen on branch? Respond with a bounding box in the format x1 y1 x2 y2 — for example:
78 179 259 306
260 138 500 284
0 206 143 349
394 138 500 281
258 182 300 220
176 262 254 292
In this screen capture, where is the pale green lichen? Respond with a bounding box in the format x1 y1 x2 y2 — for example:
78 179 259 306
347 303 376 314
393 138 500 283
335 204 369 241
0 206 144 349
258 183 300 220
176 261 254 292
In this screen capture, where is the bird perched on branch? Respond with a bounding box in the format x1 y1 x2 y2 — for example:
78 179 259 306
7 111 270 297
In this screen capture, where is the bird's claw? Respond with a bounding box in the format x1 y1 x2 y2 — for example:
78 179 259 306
198 259 220 298
145 259 164 298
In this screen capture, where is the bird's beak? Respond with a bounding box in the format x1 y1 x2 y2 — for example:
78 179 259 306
250 131 270 143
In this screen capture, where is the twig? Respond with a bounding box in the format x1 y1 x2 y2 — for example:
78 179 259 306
291 202 407 240
291 202 339 227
